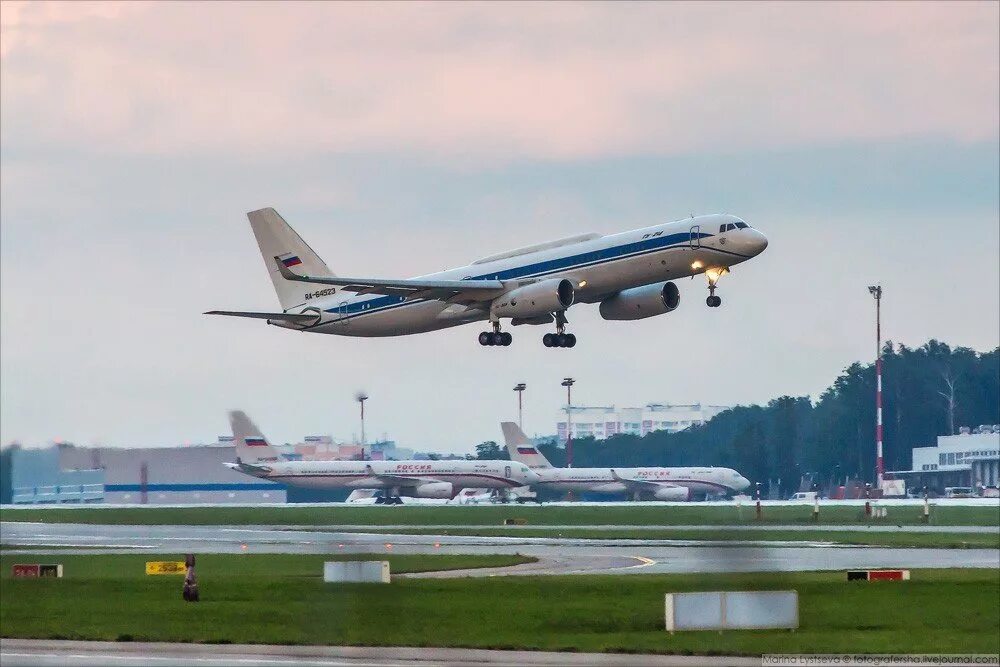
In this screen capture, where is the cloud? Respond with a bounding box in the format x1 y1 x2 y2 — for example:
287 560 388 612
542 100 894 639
2 2 996 161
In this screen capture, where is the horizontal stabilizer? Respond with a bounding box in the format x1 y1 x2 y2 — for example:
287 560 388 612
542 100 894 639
205 310 319 323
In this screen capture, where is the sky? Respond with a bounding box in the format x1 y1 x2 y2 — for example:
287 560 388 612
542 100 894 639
1 1 998 453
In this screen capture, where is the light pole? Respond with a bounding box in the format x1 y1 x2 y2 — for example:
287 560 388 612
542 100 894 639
561 377 575 468
868 285 883 488
513 383 526 430
355 391 368 458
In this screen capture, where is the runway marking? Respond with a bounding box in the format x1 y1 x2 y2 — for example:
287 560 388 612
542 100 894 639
625 556 657 569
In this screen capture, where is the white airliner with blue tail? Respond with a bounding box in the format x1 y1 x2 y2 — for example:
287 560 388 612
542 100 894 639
207 207 767 347
501 422 751 500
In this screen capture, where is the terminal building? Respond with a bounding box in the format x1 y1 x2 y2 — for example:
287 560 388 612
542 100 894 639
3 431 415 505
8 441 284 504
887 426 1000 494
556 403 729 443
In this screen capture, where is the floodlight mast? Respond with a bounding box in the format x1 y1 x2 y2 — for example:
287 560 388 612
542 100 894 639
868 285 883 487
561 378 575 468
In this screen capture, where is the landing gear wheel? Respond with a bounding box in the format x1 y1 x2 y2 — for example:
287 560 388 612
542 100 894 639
564 333 577 348
479 331 494 346
499 332 513 346
706 295 722 307
543 333 556 347
555 333 568 347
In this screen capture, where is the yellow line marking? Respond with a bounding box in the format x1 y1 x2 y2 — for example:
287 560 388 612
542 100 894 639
627 556 657 569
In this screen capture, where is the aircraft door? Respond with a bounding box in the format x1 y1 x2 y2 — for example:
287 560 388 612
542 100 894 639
505 465 512 479
336 301 349 325
689 225 701 248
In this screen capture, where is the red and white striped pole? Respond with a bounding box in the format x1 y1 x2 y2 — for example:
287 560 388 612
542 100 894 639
868 285 883 487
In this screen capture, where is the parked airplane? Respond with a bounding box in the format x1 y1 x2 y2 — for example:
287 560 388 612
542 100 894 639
500 422 751 500
224 411 538 504
207 207 767 347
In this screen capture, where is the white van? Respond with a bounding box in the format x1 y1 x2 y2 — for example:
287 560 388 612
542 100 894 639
789 491 818 502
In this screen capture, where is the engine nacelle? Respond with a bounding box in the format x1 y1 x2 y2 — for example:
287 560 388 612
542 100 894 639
599 282 679 321
652 485 690 501
491 279 575 319
403 481 454 499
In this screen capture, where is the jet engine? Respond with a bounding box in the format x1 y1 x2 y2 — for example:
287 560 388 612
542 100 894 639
491 279 575 319
598 281 679 321
652 485 689 501
403 481 454 499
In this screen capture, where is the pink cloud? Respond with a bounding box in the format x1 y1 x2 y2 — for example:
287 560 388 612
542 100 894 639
1 1 996 160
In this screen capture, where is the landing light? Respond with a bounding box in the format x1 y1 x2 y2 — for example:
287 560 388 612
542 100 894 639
691 261 704 270
578 280 588 288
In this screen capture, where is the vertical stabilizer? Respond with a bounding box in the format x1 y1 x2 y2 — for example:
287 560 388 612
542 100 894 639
247 208 335 310
501 422 553 469
230 410 282 463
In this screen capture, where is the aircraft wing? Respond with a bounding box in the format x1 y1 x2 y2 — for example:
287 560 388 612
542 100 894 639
224 461 274 476
204 310 320 323
274 258 505 302
363 465 438 487
609 469 680 492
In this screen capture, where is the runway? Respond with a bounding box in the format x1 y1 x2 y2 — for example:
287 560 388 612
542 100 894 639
0 640 759 667
3 522 998 575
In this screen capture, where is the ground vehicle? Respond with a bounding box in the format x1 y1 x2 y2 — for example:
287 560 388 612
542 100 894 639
944 486 975 498
789 491 818 501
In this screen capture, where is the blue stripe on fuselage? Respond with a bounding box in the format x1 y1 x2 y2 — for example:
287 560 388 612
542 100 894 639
318 230 729 324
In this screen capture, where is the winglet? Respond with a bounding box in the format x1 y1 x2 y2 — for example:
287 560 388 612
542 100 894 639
610 468 623 482
364 464 376 476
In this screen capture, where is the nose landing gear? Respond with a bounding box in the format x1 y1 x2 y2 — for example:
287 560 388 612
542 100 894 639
479 321 512 346
542 311 577 348
705 267 728 308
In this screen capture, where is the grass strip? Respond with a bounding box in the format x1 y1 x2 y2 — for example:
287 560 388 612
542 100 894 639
0 554 996 655
3 503 998 527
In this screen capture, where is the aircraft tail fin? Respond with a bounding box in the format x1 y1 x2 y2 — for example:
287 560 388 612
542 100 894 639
500 422 553 469
247 208 335 310
229 410 282 463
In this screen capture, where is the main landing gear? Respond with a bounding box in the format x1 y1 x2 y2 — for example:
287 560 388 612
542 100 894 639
374 489 404 505
705 267 728 308
479 321 512 346
542 311 576 348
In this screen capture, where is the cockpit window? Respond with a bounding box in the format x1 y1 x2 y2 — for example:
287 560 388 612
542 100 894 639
735 221 748 229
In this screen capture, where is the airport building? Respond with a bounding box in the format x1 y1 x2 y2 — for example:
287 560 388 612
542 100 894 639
556 403 729 443
4 431 416 505
887 426 1000 493
8 441 285 505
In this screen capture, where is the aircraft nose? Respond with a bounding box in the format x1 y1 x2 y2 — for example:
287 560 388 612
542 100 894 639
737 475 751 490
748 229 768 255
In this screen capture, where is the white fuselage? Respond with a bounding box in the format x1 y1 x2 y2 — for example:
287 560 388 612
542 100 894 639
281 214 766 336
235 459 535 492
533 467 750 496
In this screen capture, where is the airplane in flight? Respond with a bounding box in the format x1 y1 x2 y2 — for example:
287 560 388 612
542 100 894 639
500 422 751 500
207 207 767 347
225 411 538 504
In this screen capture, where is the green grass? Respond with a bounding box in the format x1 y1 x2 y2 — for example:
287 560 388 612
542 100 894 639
0 553 532 577
326 527 1000 549
3 503 997 527
0 554 996 655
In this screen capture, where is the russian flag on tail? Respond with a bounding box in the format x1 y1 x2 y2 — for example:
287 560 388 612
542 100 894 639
280 255 302 268
245 437 268 447
517 447 538 455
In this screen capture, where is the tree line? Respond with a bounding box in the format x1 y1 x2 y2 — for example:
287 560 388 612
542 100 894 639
475 340 999 490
